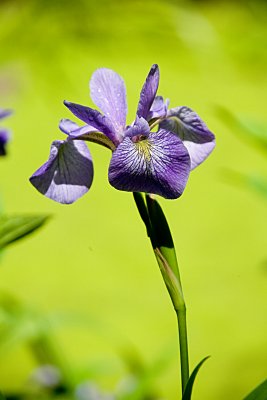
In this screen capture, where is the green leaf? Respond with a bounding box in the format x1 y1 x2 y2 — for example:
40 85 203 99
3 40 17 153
133 192 151 237
145 194 180 282
0 214 50 250
153 248 184 311
182 356 209 400
243 379 267 400
133 193 185 310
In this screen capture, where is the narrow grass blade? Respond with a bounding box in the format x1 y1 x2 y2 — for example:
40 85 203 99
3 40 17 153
182 357 209 400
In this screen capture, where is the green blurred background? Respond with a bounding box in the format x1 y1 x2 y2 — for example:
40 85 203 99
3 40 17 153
0 0 267 398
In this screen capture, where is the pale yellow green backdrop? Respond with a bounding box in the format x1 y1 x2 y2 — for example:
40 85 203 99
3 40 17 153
0 0 267 399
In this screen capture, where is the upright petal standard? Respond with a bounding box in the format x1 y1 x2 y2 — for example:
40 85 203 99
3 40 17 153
90 68 127 140
30 65 215 204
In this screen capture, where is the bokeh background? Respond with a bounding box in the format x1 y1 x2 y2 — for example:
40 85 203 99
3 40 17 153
0 0 267 399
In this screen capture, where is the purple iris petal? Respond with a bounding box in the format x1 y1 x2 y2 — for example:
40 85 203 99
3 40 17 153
137 64 159 120
64 101 119 145
147 96 169 121
108 128 190 199
59 119 97 137
59 119 82 134
30 140 93 204
90 68 127 137
160 106 215 170
0 129 9 156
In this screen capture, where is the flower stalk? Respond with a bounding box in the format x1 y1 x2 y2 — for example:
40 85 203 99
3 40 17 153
177 305 189 394
154 247 189 393
133 192 189 396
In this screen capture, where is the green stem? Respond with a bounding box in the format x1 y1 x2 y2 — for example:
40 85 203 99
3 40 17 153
176 305 189 394
153 246 190 394
132 193 190 396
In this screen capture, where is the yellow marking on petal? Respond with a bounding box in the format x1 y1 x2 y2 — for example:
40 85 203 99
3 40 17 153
135 138 152 161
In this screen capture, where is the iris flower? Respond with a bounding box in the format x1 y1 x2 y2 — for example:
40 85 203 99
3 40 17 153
30 65 215 204
0 109 12 156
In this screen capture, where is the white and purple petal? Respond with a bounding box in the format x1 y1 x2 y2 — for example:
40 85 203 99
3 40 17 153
60 119 115 151
59 118 97 137
59 119 83 134
90 68 127 138
160 106 215 170
137 64 159 120
64 101 119 145
108 129 190 199
30 140 93 204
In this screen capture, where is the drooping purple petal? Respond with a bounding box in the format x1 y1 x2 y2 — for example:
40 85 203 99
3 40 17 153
137 64 159 120
90 68 127 136
160 106 215 170
147 96 169 121
59 119 97 137
108 128 190 199
30 140 93 204
64 101 120 145
0 129 10 156
0 109 12 120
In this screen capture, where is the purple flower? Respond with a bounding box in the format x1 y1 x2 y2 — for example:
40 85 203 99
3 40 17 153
0 108 12 156
30 65 215 204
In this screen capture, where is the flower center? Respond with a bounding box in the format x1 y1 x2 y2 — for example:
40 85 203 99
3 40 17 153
131 134 147 143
